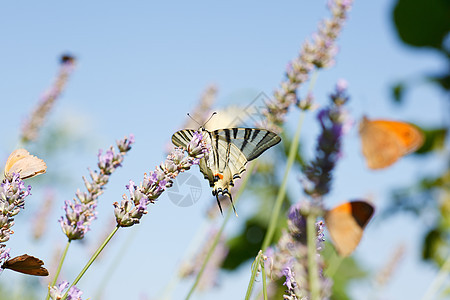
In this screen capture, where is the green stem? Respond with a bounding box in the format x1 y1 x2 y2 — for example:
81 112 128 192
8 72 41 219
245 251 262 300
421 253 450 300
261 254 268 300
261 111 305 251
46 241 71 300
94 225 138 299
307 213 320 300
185 163 256 300
62 225 120 299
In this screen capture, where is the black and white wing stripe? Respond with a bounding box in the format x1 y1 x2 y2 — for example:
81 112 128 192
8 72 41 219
172 129 197 149
171 127 281 215
211 128 281 161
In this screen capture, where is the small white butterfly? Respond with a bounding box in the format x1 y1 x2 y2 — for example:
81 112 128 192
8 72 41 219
172 125 281 214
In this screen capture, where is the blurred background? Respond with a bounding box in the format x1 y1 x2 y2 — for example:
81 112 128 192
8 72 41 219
0 0 448 299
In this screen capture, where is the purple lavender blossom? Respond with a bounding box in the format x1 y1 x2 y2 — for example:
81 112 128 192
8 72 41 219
21 54 77 143
114 131 209 227
0 173 32 243
263 82 349 299
316 220 325 252
281 267 297 290
67 286 83 300
297 92 317 111
49 280 83 300
0 246 10 268
288 203 307 231
59 135 134 240
263 0 354 130
117 134 135 152
303 81 350 200
266 201 331 299
49 280 69 299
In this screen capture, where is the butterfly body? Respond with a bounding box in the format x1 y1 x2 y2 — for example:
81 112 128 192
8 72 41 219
172 127 281 214
359 117 424 169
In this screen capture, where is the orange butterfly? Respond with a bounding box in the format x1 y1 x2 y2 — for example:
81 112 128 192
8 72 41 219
1 254 49 276
324 200 374 257
359 116 424 169
4 149 47 179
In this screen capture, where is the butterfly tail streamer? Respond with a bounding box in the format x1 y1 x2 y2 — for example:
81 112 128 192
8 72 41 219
226 192 238 217
215 193 224 215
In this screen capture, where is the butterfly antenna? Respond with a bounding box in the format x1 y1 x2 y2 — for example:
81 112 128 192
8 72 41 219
187 113 202 127
203 112 217 127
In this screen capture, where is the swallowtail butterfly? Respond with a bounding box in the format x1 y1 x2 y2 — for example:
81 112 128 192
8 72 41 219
172 126 281 215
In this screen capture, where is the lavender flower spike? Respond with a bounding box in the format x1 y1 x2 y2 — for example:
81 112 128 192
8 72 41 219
0 173 32 243
0 246 10 267
266 201 331 299
303 80 350 200
49 280 84 300
21 54 77 143
59 135 134 240
114 131 209 227
263 0 354 130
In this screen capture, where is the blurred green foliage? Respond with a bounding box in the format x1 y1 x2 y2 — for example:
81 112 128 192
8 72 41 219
393 0 449 50
322 244 368 300
385 0 450 271
391 0 449 104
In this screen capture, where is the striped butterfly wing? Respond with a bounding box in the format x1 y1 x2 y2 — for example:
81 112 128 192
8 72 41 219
171 129 215 185
217 128 282 162
209 128 281 184
172 128 237 189
172 129 197 148
172 128 281 214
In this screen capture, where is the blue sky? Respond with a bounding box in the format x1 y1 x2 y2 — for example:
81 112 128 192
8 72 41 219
0 1 447 299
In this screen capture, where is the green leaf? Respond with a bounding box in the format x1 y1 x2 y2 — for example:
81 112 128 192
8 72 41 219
415 127 448 155
323 244 368 300
393 0 450 50
391 82 406 104
427 72 450 91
